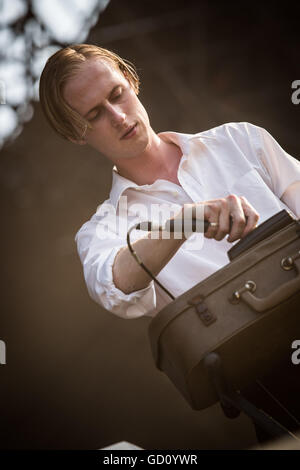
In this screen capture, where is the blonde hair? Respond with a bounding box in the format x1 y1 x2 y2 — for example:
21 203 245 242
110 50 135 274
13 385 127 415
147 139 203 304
39 44 140 141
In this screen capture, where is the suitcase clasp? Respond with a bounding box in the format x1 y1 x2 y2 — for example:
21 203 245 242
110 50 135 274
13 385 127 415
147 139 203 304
188 295 216 326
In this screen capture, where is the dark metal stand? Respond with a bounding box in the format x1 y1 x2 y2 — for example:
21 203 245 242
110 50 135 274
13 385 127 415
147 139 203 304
204 352 299 441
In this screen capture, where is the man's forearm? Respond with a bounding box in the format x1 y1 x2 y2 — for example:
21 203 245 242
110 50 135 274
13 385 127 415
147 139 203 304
112 232 186 295
112 193 260 295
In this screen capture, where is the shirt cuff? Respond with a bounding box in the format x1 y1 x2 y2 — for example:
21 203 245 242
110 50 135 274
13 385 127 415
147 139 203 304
97 245 157 319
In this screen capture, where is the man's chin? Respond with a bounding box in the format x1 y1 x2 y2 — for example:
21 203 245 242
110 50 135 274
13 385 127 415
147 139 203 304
90 130 150 161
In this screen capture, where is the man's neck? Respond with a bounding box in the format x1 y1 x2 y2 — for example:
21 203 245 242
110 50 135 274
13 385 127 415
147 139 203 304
114 131 183 186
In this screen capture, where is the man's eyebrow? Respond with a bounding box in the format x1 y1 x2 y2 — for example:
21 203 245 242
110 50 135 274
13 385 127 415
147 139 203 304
83 85 120 118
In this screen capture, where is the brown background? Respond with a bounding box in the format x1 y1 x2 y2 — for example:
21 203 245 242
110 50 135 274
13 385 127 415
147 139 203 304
0 0 299 449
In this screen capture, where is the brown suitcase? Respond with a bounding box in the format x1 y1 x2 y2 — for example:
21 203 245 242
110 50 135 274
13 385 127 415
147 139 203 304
148 210 300 411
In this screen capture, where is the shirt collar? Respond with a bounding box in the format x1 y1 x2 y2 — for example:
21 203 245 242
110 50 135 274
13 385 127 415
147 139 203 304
109 131 195 209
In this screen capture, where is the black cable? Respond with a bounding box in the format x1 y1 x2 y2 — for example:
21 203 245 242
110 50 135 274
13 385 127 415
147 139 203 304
126 223 176 300
126 219 210 301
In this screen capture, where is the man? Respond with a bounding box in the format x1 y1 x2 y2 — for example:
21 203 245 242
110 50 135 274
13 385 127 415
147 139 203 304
39 44 300 443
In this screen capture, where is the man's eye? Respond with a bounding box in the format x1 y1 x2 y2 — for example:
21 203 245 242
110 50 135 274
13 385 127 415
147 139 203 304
112 89 123 101
89 110 101 121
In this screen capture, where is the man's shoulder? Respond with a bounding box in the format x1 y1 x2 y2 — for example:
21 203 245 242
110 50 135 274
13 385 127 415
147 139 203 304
192 121 262 141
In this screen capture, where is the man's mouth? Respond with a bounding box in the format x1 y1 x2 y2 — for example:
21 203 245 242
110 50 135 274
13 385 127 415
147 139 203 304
121 123 137 140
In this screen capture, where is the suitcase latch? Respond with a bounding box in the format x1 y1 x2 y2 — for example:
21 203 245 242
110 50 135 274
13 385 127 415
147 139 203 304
188 295 216 326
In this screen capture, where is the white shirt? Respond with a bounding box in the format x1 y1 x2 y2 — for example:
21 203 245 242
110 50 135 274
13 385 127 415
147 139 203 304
75 122 300 320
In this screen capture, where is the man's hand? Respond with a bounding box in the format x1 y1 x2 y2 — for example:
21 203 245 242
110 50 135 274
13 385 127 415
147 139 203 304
173 194 260 243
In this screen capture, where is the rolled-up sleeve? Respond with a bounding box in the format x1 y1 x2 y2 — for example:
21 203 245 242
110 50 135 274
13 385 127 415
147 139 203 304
74 216 157 319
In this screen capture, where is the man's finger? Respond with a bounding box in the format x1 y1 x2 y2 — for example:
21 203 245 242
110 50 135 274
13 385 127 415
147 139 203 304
227 195 246 242
239 196 260 237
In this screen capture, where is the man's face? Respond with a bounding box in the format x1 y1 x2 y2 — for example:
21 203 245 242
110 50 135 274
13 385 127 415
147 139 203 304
62 58 152 162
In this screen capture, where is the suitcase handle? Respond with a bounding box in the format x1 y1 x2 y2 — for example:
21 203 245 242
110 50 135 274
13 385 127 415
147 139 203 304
235 257 300 313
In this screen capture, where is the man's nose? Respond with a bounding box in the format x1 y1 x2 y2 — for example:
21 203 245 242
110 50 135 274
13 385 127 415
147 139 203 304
108 104 126 127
